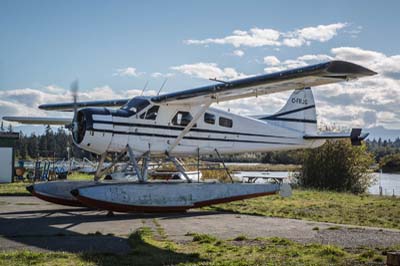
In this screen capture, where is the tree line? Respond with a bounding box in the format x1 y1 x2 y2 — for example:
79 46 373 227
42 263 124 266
11 126 94 161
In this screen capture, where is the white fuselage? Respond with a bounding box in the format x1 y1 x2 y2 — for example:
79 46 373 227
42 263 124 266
75 103 325 157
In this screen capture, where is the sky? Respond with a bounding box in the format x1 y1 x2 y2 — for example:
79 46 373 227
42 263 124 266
1 0 400 135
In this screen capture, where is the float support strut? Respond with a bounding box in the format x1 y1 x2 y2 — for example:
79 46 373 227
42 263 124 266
94 153 107 181
141 151 150 182
214 148 234 183
127 145 145 183
96 149 128 179
165 152 191 183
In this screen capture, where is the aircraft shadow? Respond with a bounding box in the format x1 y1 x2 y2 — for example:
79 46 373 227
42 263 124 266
0 206 207 265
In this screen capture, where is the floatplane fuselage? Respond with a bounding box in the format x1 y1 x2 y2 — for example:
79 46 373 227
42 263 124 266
73 96 325 157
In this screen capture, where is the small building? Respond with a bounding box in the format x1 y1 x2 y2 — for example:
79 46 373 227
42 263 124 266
0 132 19 183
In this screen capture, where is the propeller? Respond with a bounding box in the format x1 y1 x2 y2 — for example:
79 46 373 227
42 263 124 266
70 80 79 141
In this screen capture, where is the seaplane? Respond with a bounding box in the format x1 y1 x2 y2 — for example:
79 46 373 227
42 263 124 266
3 60 376 212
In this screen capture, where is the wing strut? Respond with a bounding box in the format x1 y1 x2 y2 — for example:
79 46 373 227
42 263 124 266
167 102 212 153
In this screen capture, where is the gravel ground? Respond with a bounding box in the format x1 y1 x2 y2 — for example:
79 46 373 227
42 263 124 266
0 196 400 253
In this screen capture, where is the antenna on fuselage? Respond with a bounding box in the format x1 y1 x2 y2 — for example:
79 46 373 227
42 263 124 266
140 81 149 96
209 77 232 85
157 78 168 96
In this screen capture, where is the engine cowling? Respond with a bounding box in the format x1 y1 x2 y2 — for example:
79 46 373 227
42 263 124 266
72 108 113 155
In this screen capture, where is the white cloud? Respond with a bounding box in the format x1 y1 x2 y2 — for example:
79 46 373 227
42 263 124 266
332 47 400 74
0 85 158 120
233 50 245 57
263 53 333 73
263 56 280 66
282 23 347 48
297 54 333 61
282 38 307 47
185 23 347 48
113 67 142 77
264 58 308 73
218 47 400 129
296 23 347 42
43 85 65 93
171 62 247 80
151 72 175 78
185 28 281 48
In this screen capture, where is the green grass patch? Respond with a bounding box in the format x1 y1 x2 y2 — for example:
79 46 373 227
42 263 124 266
206 188 400 230
1 229 396 266
191 233 217 244
327 226 342 230
0 182 31 196
0 251 86 266
66 173 93 181
233 235 248 241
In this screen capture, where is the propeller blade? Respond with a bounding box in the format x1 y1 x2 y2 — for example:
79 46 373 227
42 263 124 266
71 80 79 140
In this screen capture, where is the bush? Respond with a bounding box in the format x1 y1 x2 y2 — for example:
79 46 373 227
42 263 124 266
298 140 374 194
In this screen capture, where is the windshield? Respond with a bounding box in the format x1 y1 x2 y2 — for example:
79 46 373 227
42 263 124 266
122 97 150 114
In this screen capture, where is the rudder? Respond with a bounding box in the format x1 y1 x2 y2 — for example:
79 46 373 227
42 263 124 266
259 88 317 134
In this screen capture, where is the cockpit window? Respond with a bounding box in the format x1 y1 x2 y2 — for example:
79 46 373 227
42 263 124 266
140 105 160 120
122 98 150 114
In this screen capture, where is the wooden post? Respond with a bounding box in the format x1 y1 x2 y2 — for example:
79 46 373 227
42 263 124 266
387 252 400 266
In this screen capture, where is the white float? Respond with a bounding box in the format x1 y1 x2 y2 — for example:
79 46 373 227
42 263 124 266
27 181 97 206
72 182 282 212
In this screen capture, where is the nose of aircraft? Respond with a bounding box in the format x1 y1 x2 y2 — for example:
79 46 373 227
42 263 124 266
72 110 87 144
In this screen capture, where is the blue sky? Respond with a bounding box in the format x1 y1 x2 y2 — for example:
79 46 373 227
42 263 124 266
1 0 400 133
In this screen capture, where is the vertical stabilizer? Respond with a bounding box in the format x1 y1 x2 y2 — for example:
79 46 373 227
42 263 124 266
259 88 317 134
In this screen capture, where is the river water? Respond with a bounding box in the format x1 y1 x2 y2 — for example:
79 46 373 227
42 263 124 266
369 172 400 196
233 171 400 196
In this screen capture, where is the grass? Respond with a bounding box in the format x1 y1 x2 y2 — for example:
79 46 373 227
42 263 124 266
0 173 93 196
0 182 31 196
0 227 397 266
206 189 400 229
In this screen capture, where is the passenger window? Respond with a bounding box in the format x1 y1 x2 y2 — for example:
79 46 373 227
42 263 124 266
172 111 193 126
204 112 215 125
140 105 159 120
219 116 233 128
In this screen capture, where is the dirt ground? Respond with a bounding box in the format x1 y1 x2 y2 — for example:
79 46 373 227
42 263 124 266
1 196 400 254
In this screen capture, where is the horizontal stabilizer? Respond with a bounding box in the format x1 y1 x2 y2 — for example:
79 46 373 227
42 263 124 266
303 128 369 146
2 116 72 125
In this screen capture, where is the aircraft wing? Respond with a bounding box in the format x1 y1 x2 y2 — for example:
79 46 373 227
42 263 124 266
2 116 72 125
39 99 130 112
151 60 376 104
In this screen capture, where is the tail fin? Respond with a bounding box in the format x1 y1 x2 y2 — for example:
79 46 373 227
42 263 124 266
259 88 317 134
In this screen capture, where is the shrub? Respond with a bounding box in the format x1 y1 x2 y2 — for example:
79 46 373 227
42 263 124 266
298 140 374 193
